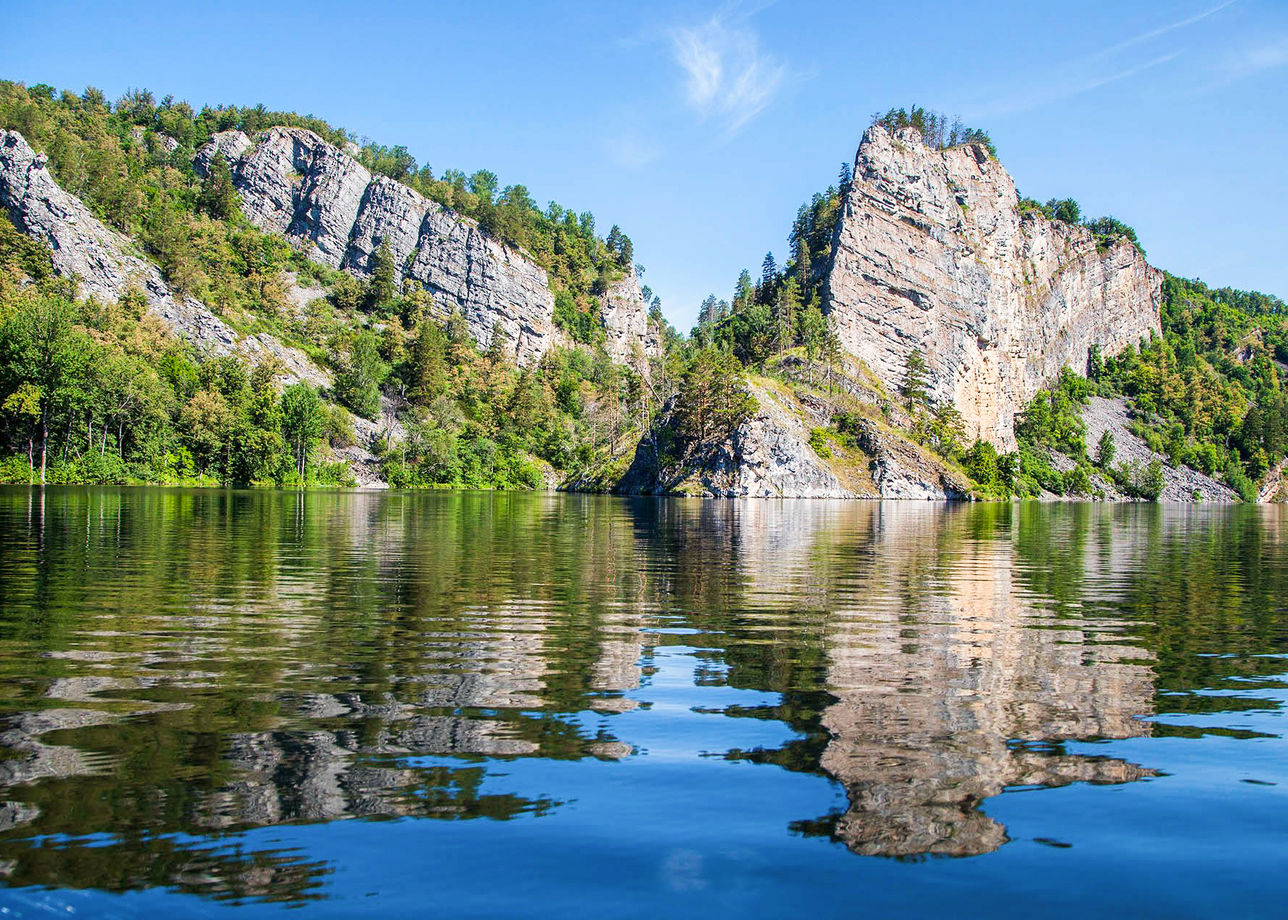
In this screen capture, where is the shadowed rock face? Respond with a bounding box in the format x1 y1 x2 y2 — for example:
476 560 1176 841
825 125 1163 450
0 130 329 388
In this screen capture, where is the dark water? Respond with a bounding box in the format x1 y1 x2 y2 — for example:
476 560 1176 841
0 490 1284 918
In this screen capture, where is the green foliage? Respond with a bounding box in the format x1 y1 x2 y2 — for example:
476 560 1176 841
901 350 929 412
195 156 240 221
1096 274 1288 494
332 330 388 420
962 439 1018 496
1096 430 1116 468
281 382 324 478
673 347 758 444
1017 196 1145 256
1016 368 1091 458
364 240 397 312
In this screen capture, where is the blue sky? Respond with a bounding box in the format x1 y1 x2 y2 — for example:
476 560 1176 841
8 0 1288 329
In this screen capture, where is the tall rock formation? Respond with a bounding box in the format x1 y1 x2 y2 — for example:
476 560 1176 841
197 127 658 367
0 130 327 387
824 125 1162 449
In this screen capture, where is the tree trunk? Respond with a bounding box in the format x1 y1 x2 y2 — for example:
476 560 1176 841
39 415 48 486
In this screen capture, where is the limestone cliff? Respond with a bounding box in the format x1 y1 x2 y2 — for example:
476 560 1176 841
825 125 1163 450
197 127 658 366
0 130 328 388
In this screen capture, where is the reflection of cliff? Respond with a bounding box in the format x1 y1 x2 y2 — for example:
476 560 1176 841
713 501 1157 858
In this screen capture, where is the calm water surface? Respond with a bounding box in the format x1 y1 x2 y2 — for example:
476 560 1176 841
0 489 1285 918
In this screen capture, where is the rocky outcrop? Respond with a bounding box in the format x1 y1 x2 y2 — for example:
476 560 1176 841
849 415 972 499
192 128 251 176
617 382 969 499
0 130 328 388
825 125 1163 450
599 272 662 371
196 127 560 365
129 126 179 156
1260 460 1288 503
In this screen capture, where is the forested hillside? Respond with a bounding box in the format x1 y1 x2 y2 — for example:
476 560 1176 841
0 80 661 487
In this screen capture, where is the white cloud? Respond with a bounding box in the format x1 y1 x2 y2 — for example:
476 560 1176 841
1095 0 1239 58
671 14 786 135
965 52 1184 120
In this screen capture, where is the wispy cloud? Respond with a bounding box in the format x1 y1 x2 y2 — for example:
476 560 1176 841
961 2 1238 119
1213 33 1288 82
966 51 1183 119
1095 0 1238 58
671 13 786 135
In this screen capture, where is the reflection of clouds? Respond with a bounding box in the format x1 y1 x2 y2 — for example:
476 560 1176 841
661 847 707 892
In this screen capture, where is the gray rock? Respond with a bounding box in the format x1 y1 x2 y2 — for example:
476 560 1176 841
198 126 562 366
1080 396 1238 502
1260 459 1287 503
825 125 1163 450
130 126 180 155
192 129 251 177
618 382 968 499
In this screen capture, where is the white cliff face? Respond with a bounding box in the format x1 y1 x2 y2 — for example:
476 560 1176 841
825 125 1163 450
197 127 562 365
0 130 328 388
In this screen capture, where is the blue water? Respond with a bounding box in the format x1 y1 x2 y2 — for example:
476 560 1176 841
0 490 1284 918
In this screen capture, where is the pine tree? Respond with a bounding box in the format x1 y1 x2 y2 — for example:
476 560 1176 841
774 277 801 353
901 350 930 412
196 157 240 221
733 269 754 314
364 239 397 311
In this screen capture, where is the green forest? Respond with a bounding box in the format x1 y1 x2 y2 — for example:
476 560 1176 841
0 80 665 488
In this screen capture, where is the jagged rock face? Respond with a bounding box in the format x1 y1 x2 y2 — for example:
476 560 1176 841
600 273 662 371
825 125 1163 450
197 126 562 365
192 129 251 176
0 130 327 388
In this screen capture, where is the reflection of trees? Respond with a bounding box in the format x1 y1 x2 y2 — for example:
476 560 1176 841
0 489 652 903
